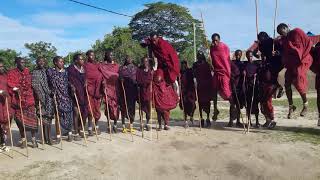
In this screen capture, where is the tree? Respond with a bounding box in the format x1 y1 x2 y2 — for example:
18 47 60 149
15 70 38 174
0 49 20 70
129 2 206 64
24 41 57 67
92 27 146 65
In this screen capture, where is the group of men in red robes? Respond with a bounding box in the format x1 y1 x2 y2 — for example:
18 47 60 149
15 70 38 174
0 23 320 152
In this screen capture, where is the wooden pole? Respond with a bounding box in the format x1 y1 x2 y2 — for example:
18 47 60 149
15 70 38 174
193 79 202 131
231 84 247 133
38 101 45 149
193 22 197 62
255 0 259 39
5 97 13 157
200 12 212 63
73 92 88 146
120 81 134 142
85 86 99 141
104 89 112 141
248 74 257 133
18 92 28 157
273 0 278 52
53 94 63 150
137 86 144 138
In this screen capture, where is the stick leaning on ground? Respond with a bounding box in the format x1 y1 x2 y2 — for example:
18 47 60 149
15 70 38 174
17 92 28 157
53 94 63 150
104 88 112 141
38 101 45 148
5 97 13 157
137 86 144 138
73 92 88 147
85 85 99 141
121 81 134 142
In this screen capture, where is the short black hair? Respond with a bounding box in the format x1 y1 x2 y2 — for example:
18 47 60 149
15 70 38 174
211 33 220 40
258 31 270 40
15 57 24 64
246 50 253 57
73 53 82 62
149 32 158 38
105 48 113 54
181 60 187 65
86 50 94 56
53 56 62 64
235 49 242 54
36 56 44 62
277 23 288 33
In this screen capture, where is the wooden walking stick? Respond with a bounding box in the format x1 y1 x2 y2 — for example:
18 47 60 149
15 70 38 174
104 88 112 141
193 78 202 130
38 101 45 148
137 86 144 138
178 76 187 128
231 84 247 133
5 97 13 157
17 92 28 157
73 92 88 146
255 0 259 39
85 86 99 141
272 0 278 52
53 94 63 150
120 81 134 142
200 12 212 63
248 74 257 133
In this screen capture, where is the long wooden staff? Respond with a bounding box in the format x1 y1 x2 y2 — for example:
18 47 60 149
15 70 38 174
178 76 187 127
121 81 134 142
137 86 144 138
231 84 247 133
200 12 212 63
104 88 112 141
85 86 99 141
248 74 257 133
73 92 88 146
17 92 28 157
193 78 202 130
272 0 278 52
255 0 259 40
38 101 45 148
150 71 159 140
53 94 63 150
5 97 13 156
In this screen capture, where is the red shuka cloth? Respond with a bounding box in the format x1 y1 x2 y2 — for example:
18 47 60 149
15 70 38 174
153 69 178 111
7 68 37 130
281 28 313 94
84 62 103 120
136 67 153 113
0 74 11 124
99 62 120 120
150 38 180 84
210 42 232 100
180 68 196 116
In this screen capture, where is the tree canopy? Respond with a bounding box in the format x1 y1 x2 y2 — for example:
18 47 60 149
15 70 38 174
129 2 207 64
24 41 57 67
92 27 146 65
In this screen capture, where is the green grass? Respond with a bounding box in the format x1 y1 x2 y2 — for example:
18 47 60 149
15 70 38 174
273 97 317 110
271 126 320 145
170 107 229 121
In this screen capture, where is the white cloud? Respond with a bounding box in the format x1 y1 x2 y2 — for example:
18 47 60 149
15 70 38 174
0 13 118 56
184 0 320 51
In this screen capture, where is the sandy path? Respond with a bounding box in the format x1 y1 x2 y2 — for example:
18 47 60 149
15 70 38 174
0 105 320 180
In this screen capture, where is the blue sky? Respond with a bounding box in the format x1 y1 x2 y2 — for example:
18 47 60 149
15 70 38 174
1 0 319 56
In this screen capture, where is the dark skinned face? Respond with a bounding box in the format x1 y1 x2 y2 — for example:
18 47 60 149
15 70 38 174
87 52 95 62
55 58 64 70
75 55 84 66
211 36 220 47
0 63 4 74
126 56 133 64
246 52 253 63
278 27 289 37
150 35 159 45
235 52 242 61
181 63 187 71
17 59 26 71
105 52 114 62
36 58 45 69
142 58 149 68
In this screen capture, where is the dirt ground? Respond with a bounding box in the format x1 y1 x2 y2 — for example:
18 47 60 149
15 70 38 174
0 101 320 180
